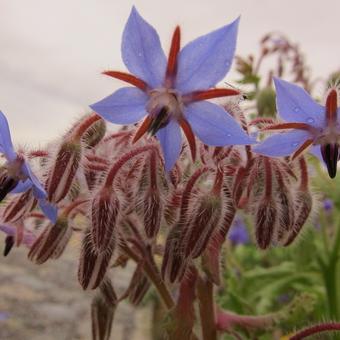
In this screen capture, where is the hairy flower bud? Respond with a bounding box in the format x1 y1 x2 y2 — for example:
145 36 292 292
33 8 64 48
46 141 81 203
91 187 120 253
162 222 187 283
82 118 106 148
284 190 312 246
78 229 115 290
2 189 36 223
28 217 72 264
184 194 222 259
91 294 116 340
276 186 295 244
127 265 151 306
255 199 277 249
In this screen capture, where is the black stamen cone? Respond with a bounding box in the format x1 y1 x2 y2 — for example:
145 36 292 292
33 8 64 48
4 235 15 256
321 143 339 178
0 176 18 202
148 107 169 136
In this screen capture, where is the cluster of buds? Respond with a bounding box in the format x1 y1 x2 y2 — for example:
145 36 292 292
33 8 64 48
1 103 315 339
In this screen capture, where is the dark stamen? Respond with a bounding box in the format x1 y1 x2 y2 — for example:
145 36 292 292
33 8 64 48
0 176 19 202
147 107 169 136
4 235 15 256
321 143 339 178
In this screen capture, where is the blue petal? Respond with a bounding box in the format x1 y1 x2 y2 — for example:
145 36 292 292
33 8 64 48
90 87 148 125
121 7 167 88
184 101 254 146
274 78 324 128
253 130 312 157
11 179 33 194
309 145 323 162
21 161 47 199
38 199 58 224
175 17 239 93
0 111 17 161
156 120 182 172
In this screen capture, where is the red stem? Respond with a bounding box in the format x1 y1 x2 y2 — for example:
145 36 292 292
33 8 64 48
290 322 340 340
104 145 157 188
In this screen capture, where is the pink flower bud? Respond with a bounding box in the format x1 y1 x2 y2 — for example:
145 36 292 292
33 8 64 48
284 190 312 246
2 189 36 223
91 187 120 253
78 229 115 290
28 217 72 264
255 199 277 249
184 194 222 259
46 141 81 203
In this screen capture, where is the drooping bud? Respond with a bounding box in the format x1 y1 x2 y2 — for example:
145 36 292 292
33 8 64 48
276 184 295 244
127 265 151 306
91 187 119 253
78 229 115 290
99 277 118 307
284 190 312 246
164 188 182 225
28 217 72 264
91 293 116 340
167 267 197 340
82 117 106 148
46 141 81 203
202 184 236 285
255 199 277 249
161 222 187 283
2 189 36 223
184 194 222 259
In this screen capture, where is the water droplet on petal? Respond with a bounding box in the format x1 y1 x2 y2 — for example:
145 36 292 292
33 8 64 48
138 52 142 57
227 133 232 137
292 142 299 147
307 118 314 123
294 107 299 112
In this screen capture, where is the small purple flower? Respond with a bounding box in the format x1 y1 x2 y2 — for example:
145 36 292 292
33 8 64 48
253 78 340 178
0 111 57 222
323 198 333 212
228 217 249 245
90 7 254 171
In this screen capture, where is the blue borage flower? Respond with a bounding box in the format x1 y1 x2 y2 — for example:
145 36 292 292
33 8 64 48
0 111 57 222
253 78 340 178
90 7 254 171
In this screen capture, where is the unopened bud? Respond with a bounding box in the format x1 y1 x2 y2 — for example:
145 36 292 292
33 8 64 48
91 295 115 340
82 118 106 148
284 190 312 246
255 199 277 249
276 187 295 244
91 187 119 253
185 194 222 259
127 265 151 306
28 217 72 264
2 189 36 223
162 222 187 283
46 141 81 203
78 229 115 290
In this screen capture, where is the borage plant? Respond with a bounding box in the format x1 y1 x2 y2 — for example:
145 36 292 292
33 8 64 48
1 6 340 340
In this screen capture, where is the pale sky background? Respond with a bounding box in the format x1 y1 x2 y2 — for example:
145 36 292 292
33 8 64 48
0 0 339 147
